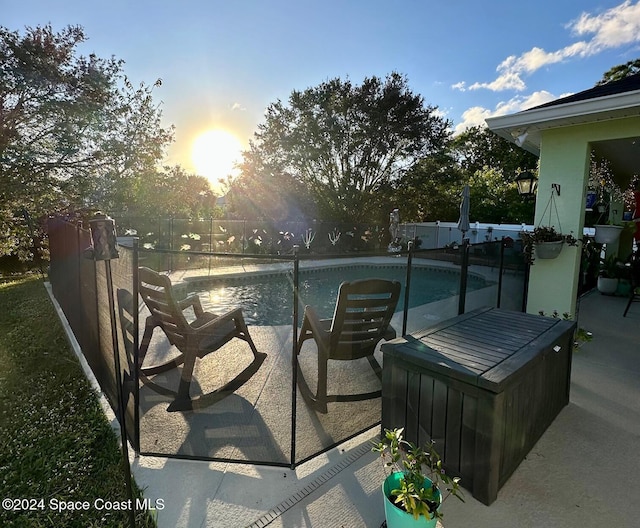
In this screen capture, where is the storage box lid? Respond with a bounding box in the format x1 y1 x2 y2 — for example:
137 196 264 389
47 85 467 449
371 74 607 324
382 307 576 393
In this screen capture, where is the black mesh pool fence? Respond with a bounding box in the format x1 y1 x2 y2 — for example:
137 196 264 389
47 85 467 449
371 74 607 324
47 216 529 467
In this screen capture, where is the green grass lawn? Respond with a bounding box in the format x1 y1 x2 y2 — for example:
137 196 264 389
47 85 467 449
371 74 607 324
0 276 156 528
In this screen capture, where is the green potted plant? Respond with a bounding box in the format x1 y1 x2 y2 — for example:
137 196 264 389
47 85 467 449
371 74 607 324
372 428 464 528
597 254 622 295
520 226 579 264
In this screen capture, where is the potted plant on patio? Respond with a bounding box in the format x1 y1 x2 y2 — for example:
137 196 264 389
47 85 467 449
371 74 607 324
597 254 622 295
520 226 579 264
372 428 464 528
594 222 624 244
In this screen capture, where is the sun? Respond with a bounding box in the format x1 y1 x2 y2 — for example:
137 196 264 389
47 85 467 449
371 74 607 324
191 129 244 186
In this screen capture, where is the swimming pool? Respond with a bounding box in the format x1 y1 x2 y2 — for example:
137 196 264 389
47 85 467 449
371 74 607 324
192 264 492 326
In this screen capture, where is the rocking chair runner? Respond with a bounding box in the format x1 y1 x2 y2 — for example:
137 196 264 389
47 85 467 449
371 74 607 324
137 267 266 411
296 278 401 413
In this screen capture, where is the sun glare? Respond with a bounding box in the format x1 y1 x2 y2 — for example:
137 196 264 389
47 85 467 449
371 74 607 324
191 129 244 186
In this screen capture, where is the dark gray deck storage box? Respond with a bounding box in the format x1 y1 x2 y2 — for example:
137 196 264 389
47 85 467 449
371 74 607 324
381 307 576 505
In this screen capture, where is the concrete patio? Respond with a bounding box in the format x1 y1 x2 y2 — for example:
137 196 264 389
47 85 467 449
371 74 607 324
123 289 639 528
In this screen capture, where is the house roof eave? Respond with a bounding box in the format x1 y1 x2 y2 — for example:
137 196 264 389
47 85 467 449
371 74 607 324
485 89 640 154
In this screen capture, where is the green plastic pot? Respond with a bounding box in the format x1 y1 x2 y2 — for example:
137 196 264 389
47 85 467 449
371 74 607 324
382 472 441 528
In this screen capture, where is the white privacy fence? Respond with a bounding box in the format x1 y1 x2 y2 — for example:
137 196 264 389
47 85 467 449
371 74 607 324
400 222 530 249
402 222 597 249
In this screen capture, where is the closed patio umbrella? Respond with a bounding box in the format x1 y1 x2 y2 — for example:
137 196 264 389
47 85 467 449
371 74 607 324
457 184 471 240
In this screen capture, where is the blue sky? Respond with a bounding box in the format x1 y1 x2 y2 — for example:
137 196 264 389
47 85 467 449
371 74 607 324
4 0 640 183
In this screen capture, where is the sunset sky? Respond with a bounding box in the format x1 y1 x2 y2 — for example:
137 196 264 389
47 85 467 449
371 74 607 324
5 0 640 188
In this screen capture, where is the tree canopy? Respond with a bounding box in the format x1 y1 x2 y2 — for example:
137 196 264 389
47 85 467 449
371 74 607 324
127 165 218 219
0 24 175 259
596 58 640 85
450 125 538 181
12 25 626 264
393 152 463 222
230 73 451 224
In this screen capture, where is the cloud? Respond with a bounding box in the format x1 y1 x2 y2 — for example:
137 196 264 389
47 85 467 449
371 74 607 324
454 90 560 134
230 102 246 111
467 0 640 92
468 71 527 92
454 106 493 133
571 0 640 49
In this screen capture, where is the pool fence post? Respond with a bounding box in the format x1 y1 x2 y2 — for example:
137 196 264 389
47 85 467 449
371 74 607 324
458 238 470 315
522 260 530 312
169 216 174 271
87 214 136 528
208 216 213 275
290 245 300 468
497 238 506 308
132 238 141 456
402 241 413 336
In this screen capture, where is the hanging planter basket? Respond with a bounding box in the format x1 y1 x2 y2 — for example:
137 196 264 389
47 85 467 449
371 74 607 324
594 225 623 244
520 190 579 264
535 240 564 259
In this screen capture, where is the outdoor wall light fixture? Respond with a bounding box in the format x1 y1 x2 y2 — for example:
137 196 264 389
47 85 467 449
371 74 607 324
515 171 538 197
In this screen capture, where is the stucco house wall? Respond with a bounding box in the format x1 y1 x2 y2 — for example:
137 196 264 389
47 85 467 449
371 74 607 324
529 117 640 316
487 74 640 318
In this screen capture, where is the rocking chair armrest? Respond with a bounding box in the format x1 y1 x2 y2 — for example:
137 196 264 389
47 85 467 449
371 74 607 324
302 305 331 338
193 306 247 335
177 294 205 318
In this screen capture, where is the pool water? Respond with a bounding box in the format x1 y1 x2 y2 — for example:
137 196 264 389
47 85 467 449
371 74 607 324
193 265 491 326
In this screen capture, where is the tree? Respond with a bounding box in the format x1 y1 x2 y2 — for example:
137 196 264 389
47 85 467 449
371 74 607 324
596 58 640 86
450 125 537 182
234 73 451 224
393 153 463 222
467 167 534 224
0 24 174 260
226 170 316 221
125 166 219 219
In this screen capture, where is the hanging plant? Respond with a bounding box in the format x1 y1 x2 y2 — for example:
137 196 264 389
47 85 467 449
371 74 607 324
520 187 579 264
520 226 578 263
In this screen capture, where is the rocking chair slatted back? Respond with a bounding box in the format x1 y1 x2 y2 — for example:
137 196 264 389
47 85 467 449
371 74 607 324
329 279 401 359
624 250 640 317
138 268 190 348
296 277 401 413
